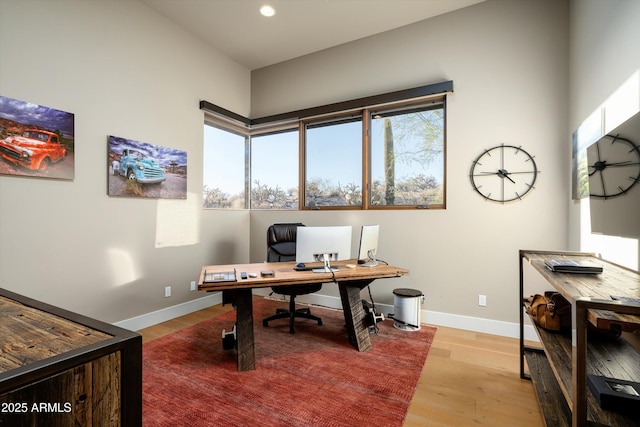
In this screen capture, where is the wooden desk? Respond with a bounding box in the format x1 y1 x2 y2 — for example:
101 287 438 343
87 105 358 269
198 261 409 371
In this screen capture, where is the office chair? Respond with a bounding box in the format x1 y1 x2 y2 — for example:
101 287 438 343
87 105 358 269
262 223 323 334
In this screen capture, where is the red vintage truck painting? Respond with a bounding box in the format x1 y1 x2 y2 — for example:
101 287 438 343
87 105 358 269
0 129 67 171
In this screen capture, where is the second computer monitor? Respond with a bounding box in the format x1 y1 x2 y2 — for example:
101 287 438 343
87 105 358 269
358 224 379 267
296 226 352 272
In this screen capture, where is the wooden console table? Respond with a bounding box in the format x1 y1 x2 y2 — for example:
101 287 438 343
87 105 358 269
0 288 142 427
519 250 640 427
198 260 409 371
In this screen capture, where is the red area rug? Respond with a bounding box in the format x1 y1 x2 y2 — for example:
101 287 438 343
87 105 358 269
142 299 435 427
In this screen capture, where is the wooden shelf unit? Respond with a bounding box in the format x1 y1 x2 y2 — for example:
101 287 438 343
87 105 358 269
519 250 640 427
0 288 142 426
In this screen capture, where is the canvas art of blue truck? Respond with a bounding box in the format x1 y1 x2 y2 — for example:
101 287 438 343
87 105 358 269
113 148 165 184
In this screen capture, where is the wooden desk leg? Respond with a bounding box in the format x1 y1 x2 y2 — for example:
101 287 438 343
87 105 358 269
232 289 256 371
338 280 373 352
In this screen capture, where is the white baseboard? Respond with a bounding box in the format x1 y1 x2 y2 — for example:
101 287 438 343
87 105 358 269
115 290 539 342
245 290 540 341
423 309 539 342
114 293 222 331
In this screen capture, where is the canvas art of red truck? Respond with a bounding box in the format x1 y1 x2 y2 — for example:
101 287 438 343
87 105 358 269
0 129 67 171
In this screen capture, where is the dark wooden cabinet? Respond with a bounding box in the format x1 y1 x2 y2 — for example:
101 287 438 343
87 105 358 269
0 288 141 426
519 250 640 427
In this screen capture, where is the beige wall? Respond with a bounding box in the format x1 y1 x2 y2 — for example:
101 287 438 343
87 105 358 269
0 0 251 323
1 0 636 334
250 0 571 325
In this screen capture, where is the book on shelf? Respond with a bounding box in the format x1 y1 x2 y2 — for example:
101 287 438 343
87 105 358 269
587 374 640 412
544 259 603 274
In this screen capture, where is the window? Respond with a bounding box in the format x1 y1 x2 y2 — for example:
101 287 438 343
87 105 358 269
304 117 363 208
203 124 246 209
201 81 449 210
250 129 299 209
370 103 444 207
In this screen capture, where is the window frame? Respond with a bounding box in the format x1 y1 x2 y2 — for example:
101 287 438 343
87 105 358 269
249 127 300 210
202 81 450 210
202 121 250 209
365 98 447 210
301 112 365 210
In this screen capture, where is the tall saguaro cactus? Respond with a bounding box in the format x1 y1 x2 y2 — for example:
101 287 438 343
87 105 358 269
384 118 395 204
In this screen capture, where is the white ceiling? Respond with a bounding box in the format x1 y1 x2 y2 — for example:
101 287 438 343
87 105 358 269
141 0 485 70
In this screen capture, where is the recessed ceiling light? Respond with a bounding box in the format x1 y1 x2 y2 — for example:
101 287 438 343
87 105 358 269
260 5 276 17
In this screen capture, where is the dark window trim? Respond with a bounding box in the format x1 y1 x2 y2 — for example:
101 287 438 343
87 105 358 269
200 101 251 126
200 80 453 127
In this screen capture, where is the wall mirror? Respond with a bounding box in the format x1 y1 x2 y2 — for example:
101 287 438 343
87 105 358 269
587 112 640 239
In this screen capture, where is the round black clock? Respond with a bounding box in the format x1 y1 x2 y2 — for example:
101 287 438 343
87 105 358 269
470 144 538 203
587 134 640 199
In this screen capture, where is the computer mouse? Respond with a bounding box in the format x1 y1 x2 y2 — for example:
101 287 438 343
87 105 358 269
296 262 305 268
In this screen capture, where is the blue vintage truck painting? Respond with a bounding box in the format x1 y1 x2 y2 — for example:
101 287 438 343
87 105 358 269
115 147 165 184
108 135 187 199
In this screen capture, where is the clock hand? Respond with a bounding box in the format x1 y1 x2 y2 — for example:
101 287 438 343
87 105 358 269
604 161 640 167
590 160 640 170
476 170 518 183
497 169 516 183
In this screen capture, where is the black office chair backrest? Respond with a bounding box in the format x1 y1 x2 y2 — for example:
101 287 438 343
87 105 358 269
266 223 304 262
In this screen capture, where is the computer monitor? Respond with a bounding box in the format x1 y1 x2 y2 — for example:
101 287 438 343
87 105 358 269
296 226 352 273
358 225 379 267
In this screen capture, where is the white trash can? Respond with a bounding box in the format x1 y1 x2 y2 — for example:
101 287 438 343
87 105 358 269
393 288 424 331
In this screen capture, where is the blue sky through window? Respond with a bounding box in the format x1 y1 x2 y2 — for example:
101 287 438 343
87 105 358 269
370 117 444 187
204 125 245 194
306 120 362 190
204 110 444 200
251 131 298 191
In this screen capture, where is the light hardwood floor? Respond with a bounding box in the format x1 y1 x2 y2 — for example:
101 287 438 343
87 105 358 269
138 301 544 426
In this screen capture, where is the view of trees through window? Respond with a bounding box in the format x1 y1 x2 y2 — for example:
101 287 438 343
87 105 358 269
305 118 363 207
203 98 445 210
370 106 444 206
203 124 246 209
250 130 299 209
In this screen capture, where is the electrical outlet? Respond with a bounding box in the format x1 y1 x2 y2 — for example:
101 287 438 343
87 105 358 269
478 294 487 306
190 281 196 291
165 286 171 298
